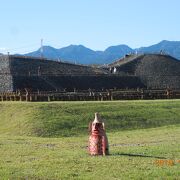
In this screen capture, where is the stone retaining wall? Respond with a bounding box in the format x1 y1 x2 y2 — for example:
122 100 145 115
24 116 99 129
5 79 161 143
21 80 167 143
0 56 13 92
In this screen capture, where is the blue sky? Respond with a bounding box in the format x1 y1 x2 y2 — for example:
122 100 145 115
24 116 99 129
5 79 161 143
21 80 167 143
0 0 180 53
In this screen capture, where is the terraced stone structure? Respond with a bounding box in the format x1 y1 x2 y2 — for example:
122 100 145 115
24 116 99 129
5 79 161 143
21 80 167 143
0 54 179 93
0 55 144 92
109 54 180 89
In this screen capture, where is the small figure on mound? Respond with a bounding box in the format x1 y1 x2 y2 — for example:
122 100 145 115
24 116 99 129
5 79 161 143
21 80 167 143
88 112 109 156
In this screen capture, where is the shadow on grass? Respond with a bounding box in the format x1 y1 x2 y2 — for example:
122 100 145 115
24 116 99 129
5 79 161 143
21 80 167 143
111 152 167 159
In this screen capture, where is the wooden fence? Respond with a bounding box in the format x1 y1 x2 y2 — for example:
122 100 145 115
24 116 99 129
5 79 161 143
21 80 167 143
0 89 180 102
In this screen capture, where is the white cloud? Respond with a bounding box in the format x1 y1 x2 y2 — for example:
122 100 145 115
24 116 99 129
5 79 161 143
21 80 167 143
0 48 7 51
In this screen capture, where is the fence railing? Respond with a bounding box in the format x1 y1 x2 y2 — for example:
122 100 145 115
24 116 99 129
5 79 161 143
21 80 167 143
0 89 180 102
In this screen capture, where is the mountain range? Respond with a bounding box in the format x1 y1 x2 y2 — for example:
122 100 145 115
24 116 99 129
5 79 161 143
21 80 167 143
25 40 180 64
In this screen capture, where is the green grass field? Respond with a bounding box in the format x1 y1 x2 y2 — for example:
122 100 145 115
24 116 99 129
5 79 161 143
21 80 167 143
0 100 180 179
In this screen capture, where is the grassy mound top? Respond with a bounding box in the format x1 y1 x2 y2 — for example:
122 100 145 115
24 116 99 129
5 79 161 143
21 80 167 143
0 100 180 137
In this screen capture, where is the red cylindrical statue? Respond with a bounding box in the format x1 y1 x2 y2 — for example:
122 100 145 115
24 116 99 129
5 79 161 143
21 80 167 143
88 112 109 155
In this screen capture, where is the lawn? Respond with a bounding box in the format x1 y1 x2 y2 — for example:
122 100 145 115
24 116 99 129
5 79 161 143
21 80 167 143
0 100 179 179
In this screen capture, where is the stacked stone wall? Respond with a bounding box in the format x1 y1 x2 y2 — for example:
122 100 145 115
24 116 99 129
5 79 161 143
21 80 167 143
115 54 180 89
10 56 104 76
12 75 145 92
0 56 13 92
1 54 179 92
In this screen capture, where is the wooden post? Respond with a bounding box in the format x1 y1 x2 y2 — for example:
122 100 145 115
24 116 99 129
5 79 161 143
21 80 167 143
34 95 38 101
101 96 104 101
111 94 113 101
26 95 29 102
30 95 33 102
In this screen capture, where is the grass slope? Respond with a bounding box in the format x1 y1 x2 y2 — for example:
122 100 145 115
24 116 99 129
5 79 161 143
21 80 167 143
0 100 180 137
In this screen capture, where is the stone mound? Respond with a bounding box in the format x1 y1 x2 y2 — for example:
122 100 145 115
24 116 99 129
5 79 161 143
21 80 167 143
109 54 180 89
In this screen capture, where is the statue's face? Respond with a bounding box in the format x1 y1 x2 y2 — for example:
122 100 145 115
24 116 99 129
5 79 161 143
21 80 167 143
92 123 101 132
